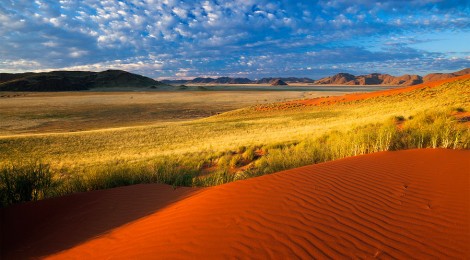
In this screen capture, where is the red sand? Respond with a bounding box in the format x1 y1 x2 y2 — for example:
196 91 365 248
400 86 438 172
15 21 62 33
261 74 470 110
2 149 469 259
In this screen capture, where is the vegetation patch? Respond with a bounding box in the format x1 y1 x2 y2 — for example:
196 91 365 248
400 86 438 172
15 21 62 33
0 78 469 207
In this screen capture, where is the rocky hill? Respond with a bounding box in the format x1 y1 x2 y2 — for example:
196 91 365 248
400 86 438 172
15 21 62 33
0 70 165 91
270 79 288 86
314 68 469 86
314 73 356 85
422 68 470 82
314 72 424 86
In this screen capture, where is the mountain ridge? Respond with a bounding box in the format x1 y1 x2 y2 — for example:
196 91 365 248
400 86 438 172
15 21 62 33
1 68 468 91
0 70 165 91
162 68 469 86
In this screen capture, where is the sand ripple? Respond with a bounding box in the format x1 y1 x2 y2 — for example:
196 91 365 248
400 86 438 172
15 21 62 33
3 149 469 259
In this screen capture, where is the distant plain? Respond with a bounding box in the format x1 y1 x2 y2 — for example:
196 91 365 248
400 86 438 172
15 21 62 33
0 85 392 135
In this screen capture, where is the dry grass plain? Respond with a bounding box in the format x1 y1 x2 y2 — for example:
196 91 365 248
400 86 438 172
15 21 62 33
0 89 359 135
0 78 468 206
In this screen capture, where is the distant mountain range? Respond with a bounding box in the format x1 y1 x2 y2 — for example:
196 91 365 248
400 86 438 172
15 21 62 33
0 68 468 91
314 73 423 86
161 77 315 85
163 68 470 86
0 70 165 91
314 68 470 86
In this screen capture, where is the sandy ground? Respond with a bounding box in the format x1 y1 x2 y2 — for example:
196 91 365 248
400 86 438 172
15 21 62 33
2 149 468 259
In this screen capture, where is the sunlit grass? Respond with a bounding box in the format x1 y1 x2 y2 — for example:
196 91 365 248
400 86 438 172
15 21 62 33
0 78 469 207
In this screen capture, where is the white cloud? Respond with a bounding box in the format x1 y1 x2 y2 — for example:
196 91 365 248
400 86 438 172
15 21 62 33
0 0 468 78
42 41 58 47
69 48 88 58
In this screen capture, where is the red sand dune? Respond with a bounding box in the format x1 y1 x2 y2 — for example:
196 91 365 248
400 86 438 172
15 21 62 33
2 149 469 259
260 74 470 110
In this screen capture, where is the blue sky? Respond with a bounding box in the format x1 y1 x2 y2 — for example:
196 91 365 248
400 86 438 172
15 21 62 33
0 0 469 79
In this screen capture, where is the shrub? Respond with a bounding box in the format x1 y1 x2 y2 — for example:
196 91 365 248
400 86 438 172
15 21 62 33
394 115 406 122
453 107 465 112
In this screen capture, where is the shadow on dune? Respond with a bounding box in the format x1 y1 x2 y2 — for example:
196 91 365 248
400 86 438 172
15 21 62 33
0 184 199 259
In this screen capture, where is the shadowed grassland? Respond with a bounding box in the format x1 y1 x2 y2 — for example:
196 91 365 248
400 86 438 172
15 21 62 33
0 78 469 207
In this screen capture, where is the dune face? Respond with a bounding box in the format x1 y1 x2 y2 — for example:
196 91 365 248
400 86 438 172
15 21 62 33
2 184 199 259
3 149 468 259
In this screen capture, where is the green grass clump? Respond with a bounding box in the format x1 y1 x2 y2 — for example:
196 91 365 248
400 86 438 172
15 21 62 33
242 147 256 161
0 110 468 208
229 154 244 168
397 111 469 149
246 111 469 176
0 162 55 207
217 155 231 169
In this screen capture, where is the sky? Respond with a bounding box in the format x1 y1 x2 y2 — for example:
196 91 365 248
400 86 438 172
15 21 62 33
0 0 469 79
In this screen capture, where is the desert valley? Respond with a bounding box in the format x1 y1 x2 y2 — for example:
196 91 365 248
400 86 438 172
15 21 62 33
1 0 469 259
1 69 469 259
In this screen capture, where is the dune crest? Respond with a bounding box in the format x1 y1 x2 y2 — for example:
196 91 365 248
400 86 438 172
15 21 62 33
3 149 469 259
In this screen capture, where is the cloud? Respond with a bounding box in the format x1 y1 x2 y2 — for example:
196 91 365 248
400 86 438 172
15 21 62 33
0 0 468 78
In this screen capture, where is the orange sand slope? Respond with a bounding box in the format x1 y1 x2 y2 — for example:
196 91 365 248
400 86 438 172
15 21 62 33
293 73 470 107
4 149 470 259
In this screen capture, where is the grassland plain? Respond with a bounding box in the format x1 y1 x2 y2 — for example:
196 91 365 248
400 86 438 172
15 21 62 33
1 90 339 135
0 86 382 135
0 77 469 206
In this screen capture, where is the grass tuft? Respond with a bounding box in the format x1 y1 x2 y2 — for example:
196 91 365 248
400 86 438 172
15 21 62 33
0 162 55 207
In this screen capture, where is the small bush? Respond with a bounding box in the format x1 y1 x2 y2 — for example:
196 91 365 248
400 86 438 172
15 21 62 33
394 115 406 122
453 107 465 112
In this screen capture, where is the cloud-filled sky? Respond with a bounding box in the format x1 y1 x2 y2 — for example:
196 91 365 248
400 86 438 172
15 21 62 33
1 0 469 79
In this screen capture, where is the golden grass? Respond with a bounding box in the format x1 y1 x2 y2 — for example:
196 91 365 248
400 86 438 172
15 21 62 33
1 79 469 169
0 78 469 206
